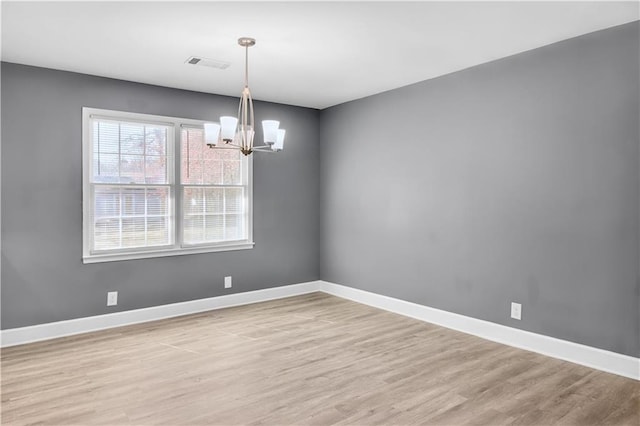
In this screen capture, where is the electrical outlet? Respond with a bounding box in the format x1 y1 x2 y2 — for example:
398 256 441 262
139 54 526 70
107 291 118 306
224 276 232 289
511 302 522 320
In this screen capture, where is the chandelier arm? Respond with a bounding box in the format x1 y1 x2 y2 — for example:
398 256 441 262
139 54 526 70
209 146 242 151
222 141 242 149
252 146 278 152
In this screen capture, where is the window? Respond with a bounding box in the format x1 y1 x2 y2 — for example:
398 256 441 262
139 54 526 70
83 108 253 263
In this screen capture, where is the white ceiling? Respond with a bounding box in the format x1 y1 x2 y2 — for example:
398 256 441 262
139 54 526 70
2 1 638 109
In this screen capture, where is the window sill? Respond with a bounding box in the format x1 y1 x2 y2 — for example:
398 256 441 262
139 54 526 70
82 242 255 264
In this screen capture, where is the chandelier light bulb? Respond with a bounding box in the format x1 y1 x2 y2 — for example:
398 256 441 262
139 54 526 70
274 129 286 151
220 116 238 142
262 120 280 145
204 123 221 147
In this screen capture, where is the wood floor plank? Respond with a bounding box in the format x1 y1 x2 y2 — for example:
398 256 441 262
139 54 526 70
1 292 638 425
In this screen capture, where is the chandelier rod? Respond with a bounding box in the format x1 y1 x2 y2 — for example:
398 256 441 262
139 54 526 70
244 42 249 88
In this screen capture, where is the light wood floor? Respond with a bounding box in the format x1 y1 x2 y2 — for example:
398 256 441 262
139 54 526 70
1 292 638 425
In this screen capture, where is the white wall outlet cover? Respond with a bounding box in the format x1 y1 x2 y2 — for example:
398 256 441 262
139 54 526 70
224 276 232 289
511 302 522 320
107 291 118 306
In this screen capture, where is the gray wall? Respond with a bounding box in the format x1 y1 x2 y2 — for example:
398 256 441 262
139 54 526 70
320 22 640 357
2 22 639 359
1 63 320 329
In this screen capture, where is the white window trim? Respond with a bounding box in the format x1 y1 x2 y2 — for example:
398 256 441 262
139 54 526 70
82 107 254 264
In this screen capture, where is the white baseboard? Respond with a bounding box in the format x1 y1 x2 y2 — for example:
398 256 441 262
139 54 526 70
319 281 639 381
2 279 637 381
0 281 321 348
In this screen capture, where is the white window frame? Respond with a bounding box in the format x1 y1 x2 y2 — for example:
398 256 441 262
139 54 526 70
82 107 254 264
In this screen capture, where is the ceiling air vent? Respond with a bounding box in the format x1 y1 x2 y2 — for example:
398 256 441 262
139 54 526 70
185 56 230 70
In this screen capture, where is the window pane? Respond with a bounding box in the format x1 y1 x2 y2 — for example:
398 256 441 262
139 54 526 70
147 189 168 216
121 217 146 247
204 215 224 241
224 214 244 241
183 157 204 184
94 218 121 251
205 188 224 214
93 121 119 154
147 217 169 246
183 187 203 216
120 123 145 155
93 153 120 183
121 188 146 216
146 127 167 156
181 186 247 245
224 188 243 214
92 185 170 251
203 160 223 185
120 154 144 183
145 155 166 184
94 187 120 217
183 216 205 245
92 120 170 185
222 160 242 185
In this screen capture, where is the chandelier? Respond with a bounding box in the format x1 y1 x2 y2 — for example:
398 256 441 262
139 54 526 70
204 37 285 156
